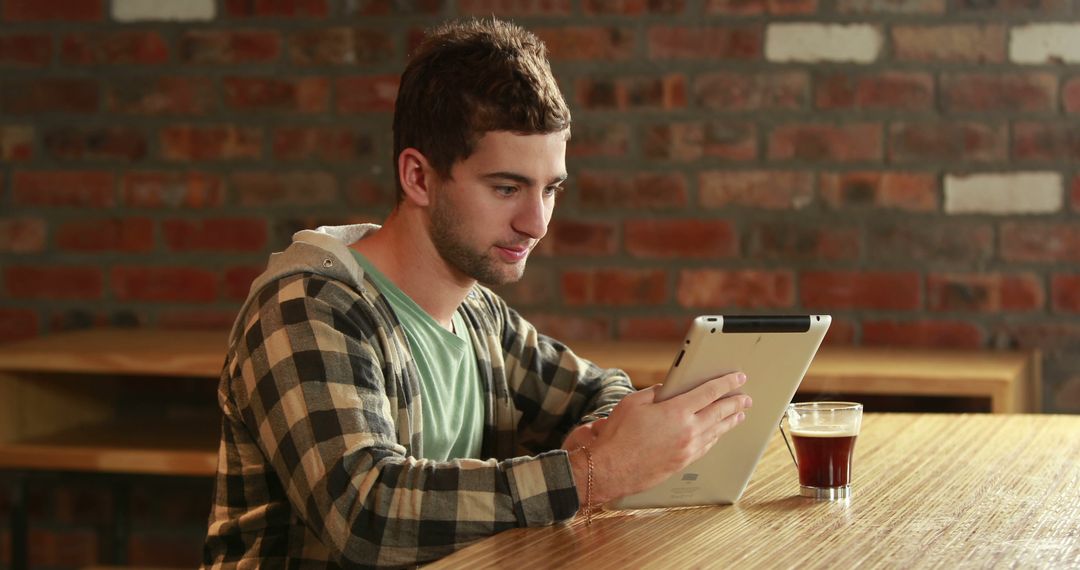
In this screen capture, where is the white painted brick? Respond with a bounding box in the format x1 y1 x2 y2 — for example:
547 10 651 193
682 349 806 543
113 0 215 22
1010 24 1080 64
944 172 1062 215
765 24 881 64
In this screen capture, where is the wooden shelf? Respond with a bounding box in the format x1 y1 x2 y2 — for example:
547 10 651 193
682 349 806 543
0 328 227 378
0 416 218 476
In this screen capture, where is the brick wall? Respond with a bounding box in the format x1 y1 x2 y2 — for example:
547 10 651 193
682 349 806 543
1 0 1080 565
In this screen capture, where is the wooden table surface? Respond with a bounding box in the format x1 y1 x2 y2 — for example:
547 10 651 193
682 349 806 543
430 414 1080 569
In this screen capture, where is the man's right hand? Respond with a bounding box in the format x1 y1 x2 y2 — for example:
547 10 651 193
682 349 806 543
569 372 752 506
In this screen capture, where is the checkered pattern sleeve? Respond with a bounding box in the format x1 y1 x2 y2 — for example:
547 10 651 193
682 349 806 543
208 274 580 568
479 288 636 454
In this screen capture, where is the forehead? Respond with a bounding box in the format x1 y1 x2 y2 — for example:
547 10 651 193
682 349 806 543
456 130 568 176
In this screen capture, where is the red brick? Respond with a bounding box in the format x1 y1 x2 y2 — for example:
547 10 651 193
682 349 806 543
0 218 46 253
869 221 993 264
1001 222 1080 263
1 78 98 114
225 265 264 301
617 316 688 341
992 322 1080 351
1064 77 1080 114
625 219 737 259
348 0 444 15
706 0 817 14
648 25 762 60
112 266 217 302
1053 275 1080 313
862 320 983 349
290 28 394 65
533 219 617 257
585 0 685 14
4 265 103 300
821 318 856 346
179 30 281 64
273 127 375 161
160 126 262 161
123 171 224 208
746 221 859 261
567 123 630 158
231 171 338 206
345 177 393 208
577 171 688 209
54 218 151 253
163 218 268 252
837 0 942 11
60 32 168 65
1013 123 1080 162
223 76 329 113
3 0 103 21
336 75 399 113
13 171 115 208
535 27 635 61
954 0 1067 12
576 74 686 110
158 309 242 329
27 528 99 567
942 73 1056 113
521 312 611 342
0 125 34 161
562 268 667 306
127 531 204 568
800 271 921 310
645 122 756 161
460 0 572 15
107 76 215 115
927 273 1044 312
815 72 933 111
820 171 938 211
676 269 794 308
694 71 808 111
891 25 1005 63
0 34 53 67
0 308 39 342
224 0 329 17
699 170 813 209
889 121 1005 163
768 123 881 162
43 127 148 161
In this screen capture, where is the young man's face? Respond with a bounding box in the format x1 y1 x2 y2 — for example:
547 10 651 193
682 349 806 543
428 129 568 287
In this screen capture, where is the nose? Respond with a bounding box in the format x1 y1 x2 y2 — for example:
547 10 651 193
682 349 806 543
512 189 551 240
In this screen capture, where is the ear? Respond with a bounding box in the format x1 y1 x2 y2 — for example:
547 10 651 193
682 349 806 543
397 148 436 207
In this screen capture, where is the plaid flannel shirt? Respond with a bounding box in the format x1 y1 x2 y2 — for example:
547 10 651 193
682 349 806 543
202 225 634 569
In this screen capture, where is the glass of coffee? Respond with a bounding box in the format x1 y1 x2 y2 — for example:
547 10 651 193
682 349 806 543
783 401 863 499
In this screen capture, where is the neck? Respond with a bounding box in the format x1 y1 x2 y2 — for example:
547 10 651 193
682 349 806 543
350 208 473 330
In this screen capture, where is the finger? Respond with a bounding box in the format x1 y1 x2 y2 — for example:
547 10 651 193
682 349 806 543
697 394 752 425
666 372 746 413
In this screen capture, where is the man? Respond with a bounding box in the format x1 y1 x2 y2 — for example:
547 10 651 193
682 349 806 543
203 18 751 568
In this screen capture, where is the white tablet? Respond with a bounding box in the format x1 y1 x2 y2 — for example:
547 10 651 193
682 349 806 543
609 314 831 510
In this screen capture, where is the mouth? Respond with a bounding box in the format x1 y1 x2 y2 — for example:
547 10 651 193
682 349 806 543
495 242 531 262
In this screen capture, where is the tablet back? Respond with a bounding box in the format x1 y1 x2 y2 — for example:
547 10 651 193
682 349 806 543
610 315 831 510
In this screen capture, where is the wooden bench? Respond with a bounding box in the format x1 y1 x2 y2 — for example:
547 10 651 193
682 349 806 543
0 328 1041 568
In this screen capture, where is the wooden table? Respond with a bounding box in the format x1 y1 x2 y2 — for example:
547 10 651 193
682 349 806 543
430 414 1080 569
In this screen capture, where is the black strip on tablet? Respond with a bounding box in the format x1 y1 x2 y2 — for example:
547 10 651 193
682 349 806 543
721 315 811 333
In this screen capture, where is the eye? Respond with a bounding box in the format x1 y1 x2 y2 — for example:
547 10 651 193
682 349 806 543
544 185 564 199
494 185 517 197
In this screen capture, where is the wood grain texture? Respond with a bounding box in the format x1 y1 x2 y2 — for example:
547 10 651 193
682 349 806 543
431 414 1080 569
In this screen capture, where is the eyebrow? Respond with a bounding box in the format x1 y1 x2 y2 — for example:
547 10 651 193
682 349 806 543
481 171 568 186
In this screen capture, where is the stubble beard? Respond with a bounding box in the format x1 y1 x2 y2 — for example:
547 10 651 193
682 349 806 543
429 194 526 287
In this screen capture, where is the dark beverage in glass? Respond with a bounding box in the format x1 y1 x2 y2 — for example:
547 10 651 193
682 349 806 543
784 402 862 499
791 427 858 489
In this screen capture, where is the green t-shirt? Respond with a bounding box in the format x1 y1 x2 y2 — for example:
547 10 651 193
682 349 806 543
351 250 484 461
